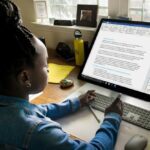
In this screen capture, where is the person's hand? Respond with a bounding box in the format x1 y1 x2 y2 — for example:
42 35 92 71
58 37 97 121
78 90 96 107
105 94 123 116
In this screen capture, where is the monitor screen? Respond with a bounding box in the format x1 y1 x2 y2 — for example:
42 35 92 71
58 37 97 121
79 18 150 101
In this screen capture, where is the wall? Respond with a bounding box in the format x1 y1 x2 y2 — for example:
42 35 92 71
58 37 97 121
13 0 36 27
13 0 95 55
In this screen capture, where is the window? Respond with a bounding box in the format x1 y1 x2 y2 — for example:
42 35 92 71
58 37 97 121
34 0 150 24
129 0 150 21
46 0 108 20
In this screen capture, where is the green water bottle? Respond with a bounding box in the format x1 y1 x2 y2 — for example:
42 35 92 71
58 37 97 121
74 29 85 66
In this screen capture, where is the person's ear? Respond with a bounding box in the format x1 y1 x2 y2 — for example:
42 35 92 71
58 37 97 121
18 70 32 88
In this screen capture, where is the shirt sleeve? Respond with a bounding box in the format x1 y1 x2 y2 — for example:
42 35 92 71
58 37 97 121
90 112 122 150
29 113 122 150
36 98 80 120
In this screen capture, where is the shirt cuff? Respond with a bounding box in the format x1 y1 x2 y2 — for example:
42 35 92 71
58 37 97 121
105 112 122 123
69 97 80 112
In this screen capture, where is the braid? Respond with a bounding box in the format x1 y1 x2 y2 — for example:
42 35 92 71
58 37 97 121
0 0 21 28
0 0 37 86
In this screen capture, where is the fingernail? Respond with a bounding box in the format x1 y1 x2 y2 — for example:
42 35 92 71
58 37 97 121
117 93 122 99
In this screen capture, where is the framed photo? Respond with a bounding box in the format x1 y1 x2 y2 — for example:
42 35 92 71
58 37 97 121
34 1 48 19
76 5 98 27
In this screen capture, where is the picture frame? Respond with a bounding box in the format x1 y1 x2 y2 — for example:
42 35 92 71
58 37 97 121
34 1 48 19
76 5 98 27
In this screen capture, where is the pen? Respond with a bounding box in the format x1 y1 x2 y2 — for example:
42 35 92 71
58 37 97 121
88 105 101 123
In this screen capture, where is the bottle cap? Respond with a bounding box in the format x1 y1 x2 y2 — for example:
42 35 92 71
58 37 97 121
74 29 82 38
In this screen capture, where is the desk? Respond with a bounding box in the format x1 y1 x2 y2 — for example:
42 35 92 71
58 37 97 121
31 57 85 104
31 57 150 150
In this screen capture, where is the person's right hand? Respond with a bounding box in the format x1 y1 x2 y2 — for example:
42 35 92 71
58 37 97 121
105 94 123 116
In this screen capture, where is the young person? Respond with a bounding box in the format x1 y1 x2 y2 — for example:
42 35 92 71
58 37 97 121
0 0 123 149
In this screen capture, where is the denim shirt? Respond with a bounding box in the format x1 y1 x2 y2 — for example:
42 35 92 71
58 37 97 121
0 95 122 150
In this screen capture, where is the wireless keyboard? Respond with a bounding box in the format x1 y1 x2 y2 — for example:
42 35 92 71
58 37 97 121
90 93 150 130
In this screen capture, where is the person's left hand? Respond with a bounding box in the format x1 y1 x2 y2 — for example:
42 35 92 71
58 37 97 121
78 90 96 107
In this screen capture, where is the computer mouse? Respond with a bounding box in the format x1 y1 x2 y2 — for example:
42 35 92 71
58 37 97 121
125 134 148 150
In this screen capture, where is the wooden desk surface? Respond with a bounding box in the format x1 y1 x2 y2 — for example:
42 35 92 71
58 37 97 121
31 57 85 104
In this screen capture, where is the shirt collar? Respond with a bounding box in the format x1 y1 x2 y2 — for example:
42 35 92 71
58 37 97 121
0 95 28 104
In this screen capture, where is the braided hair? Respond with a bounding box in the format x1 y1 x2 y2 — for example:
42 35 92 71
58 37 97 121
0 0 37 87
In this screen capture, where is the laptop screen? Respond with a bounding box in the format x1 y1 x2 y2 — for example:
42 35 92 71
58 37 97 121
79 18 150 101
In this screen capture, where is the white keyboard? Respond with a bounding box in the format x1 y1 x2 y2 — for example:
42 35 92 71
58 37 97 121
90 93 150 130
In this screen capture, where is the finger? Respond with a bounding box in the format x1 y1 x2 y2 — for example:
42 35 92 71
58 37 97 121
88 95 95 100
117 93 122 99
113 93 122 104
117 100 124 113
88 93 96 99
87 96 95 103
87 90 96 96
116 100 122 108
120 100 124 110
87 90 95 94
89 93 96 98
118 101 123 115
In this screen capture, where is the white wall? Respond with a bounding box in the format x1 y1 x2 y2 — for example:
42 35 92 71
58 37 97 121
13 0 36 27
13 0 95 55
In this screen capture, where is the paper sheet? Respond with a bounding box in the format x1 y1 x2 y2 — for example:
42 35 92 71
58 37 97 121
48 63 75 83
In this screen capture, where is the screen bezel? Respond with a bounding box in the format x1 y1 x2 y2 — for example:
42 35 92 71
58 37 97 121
78 18 150 102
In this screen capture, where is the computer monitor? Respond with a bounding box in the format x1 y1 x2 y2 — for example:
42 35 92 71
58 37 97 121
79 18 150 101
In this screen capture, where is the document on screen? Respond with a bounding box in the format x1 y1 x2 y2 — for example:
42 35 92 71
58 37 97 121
82 22 150 94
